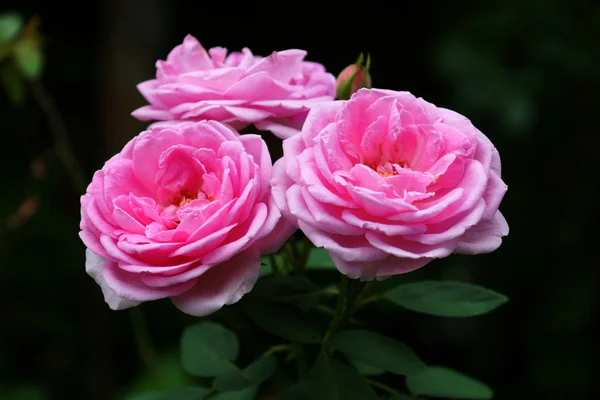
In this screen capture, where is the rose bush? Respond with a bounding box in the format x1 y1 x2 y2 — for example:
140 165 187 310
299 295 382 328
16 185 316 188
271 88 508 280
79 120 293 316
132 34 336 139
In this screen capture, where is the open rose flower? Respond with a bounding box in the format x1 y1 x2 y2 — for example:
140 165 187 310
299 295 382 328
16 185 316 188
132 34 336 139
271 89 508 280
79 121 293 316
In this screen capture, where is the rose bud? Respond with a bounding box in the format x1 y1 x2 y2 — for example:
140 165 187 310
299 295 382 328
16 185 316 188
336 53 372 100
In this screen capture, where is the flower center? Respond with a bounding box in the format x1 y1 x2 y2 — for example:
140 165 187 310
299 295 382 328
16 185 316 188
367 161 407 177
171 189 202 207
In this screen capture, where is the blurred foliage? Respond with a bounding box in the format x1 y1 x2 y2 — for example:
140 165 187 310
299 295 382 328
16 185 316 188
0 0 598 399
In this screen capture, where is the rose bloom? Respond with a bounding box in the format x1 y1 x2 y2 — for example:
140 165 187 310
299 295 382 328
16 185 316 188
132 34 336 139
79 121 293 315
271 89 508 280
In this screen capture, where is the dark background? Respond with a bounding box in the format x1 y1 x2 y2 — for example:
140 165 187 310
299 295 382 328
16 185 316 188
0 0 598 399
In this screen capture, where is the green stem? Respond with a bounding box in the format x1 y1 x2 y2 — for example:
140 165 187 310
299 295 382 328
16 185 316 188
30 80 87 193
129 307 158 372
322 274 349 354
352 281 376 312
284 239 307 277
262 343 292 357
364 377 400 395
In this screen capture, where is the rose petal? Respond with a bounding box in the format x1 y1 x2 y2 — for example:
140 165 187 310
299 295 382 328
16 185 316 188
330 253 430 281
85 249 140 310
365 231 456 259
456 211 509 254
171 249 261 316
202 202 268 265
103 262 197 302
299 221 388 262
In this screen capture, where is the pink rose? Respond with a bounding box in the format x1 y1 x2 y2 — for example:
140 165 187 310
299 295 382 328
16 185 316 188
79 121 293 316
271 89 508 280
132 34 336 139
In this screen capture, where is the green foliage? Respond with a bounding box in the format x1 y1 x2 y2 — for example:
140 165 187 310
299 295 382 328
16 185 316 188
350 359 385 376
283 381 310 400
124 351 196 397
157 387 209 400
406 367 493 399
259 256 272 277
124 394 161 400
245 301 322 343
309 355 379 400
332 330 426 376
0 12 23 42
0 64 25 104
210 387 257 400
14 37 43 80
306 247 336 270
389 395 414 400
249 275 319 299
180 322 239 377
384 281 508 317
213 356 277 392
248 275 323 311
125 387 210 400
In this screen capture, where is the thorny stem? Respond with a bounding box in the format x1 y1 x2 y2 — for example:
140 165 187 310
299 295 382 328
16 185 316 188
30 80 87 193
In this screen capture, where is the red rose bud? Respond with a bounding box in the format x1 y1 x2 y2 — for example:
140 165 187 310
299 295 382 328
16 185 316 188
336 53 372 100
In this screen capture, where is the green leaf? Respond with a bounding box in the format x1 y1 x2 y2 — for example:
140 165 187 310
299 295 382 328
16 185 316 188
281 291 324 312
245 302 322 343
355 53 365 66
283 381 309 400
332 330 426 376
253 276 323 311
259 256 272 277
123 394 160 400
0 64 25 105
406 366 493 399
389 395 414 400
365 53 372 73
309 355 378 400
125 351 196 397
350 359 385 376
211 387 258 400
384 281 508 317
250 275 318 298
181 322 239 377
14 38 43 80
158 387 209 400
213 356 277 392
248 275 322 311
0 12 23 42
306 247 336 270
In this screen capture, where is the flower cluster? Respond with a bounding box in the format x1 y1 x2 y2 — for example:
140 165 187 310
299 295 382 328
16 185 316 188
80 35 508 316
